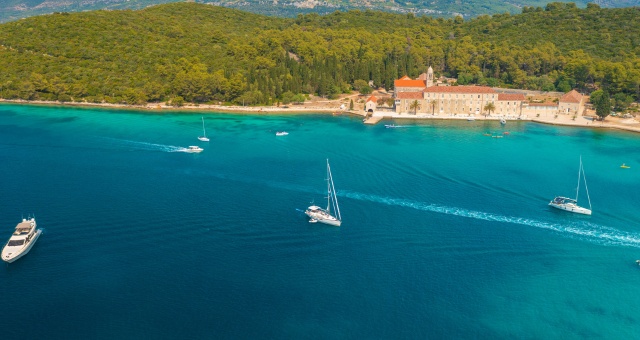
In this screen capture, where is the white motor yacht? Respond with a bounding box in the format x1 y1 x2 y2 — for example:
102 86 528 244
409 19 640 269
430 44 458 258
276 131 289 136
184 146 204 153
2 217 42 263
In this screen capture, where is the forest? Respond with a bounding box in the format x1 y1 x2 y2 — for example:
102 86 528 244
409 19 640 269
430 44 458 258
0 2 638 109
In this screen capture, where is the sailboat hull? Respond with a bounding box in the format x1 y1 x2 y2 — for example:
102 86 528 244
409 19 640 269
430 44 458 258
305 207 341 226
548 202 592 215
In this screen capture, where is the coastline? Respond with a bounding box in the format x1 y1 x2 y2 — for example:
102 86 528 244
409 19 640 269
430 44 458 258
2 98 639 134
0 99 343 115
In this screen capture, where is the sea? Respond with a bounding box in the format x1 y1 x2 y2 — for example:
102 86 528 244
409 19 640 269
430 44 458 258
1 103 639 339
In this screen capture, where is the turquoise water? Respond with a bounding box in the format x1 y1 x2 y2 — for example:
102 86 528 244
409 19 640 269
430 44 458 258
1 103 639 338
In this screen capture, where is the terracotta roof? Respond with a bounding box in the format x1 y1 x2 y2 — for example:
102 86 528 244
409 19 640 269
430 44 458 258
560 89 582 103
394 79 426 88
423 86 495 94
498 93 525 101
399 75 411 80
528 102 558 107
396 92 424 99
366 96 378 103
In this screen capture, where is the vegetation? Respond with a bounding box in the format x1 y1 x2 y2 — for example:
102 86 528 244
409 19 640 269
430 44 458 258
0 3 639 106
4 0 640 24
590 89 612 120
483 102 496 116
409 100 421 115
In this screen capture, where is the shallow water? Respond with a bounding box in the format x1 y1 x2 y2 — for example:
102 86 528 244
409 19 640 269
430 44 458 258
1 104 639 338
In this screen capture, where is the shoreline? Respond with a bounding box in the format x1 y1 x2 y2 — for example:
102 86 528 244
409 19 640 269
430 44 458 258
0 99 343 115
2 99 639 134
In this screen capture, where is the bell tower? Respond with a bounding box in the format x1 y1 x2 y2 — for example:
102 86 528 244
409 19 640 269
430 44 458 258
426 66 434 88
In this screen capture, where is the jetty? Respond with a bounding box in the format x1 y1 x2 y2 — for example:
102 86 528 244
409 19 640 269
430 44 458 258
363 116 383 125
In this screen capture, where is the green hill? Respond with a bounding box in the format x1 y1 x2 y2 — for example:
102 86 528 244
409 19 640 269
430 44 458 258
0 3 638 106
2 0 640 23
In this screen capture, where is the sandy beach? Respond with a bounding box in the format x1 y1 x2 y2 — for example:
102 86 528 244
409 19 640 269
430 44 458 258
2 97 639 134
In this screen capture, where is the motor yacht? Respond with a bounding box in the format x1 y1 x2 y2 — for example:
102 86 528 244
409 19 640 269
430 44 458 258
2 217 41 263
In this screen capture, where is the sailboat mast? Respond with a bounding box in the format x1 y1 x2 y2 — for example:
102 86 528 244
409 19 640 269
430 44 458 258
326 159 331 213
581 159 592 210
576 156 582 202
202 117 206 137
327 159 341 221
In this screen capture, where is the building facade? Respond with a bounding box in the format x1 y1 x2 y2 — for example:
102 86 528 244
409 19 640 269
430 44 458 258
394 67 584 118
394 67 525 116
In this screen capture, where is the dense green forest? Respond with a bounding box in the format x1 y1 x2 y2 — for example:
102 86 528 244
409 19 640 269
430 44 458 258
0 2 638 107
3 0 640 23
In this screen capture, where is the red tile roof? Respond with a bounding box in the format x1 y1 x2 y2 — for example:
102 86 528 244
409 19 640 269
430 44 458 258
394 79 426 88
423 86 495 94
498 93 525 101
396 92 424 99
366 96 378 103
560 89 582 103
399 75 411 80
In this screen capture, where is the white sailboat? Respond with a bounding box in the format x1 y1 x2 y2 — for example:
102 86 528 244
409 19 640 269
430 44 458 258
198 116 209 142
305 159 342 226
549 156 592 215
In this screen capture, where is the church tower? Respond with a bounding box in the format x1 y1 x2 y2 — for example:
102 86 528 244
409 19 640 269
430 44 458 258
426 66 434 88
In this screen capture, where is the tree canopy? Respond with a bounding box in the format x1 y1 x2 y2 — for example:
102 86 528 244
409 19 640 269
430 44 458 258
0 3 638 106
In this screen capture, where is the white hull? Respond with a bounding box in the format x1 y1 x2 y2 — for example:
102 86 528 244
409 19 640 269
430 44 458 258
549 202 592 215
2 229 41 263
198 136 210 142
305 210 341 226
183 146 203 153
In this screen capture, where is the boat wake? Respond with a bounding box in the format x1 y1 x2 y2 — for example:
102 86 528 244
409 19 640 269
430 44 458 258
340 190 640 248
101 138 185 153
196 171 640 248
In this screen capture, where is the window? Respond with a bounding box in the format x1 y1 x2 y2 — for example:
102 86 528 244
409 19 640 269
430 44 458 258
8 239 25 246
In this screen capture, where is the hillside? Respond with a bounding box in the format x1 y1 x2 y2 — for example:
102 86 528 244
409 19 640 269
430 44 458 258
0 3 638 107
2 0 640 23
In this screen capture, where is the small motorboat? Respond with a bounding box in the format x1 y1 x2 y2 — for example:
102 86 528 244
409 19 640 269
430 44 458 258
483 133 492 136
276 131 289 136
2 217 41 263
183 146 204 153
492 135 503 138
503 131 510 135
467 118 475 121
621 163 630 169
500 118 506 124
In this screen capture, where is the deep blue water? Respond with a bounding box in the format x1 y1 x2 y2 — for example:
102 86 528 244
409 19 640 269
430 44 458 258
1 103 640 339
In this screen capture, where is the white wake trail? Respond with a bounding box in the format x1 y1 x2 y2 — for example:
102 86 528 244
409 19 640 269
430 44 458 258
340 190 640 248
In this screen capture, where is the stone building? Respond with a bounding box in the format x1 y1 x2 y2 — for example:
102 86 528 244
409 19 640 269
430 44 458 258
365 95 378 113
558 89 584 115
394 67 526 116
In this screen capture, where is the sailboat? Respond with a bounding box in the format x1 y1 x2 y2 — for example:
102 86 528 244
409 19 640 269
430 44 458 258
305 159 342 226
549 156 592 215
198 117 209 142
